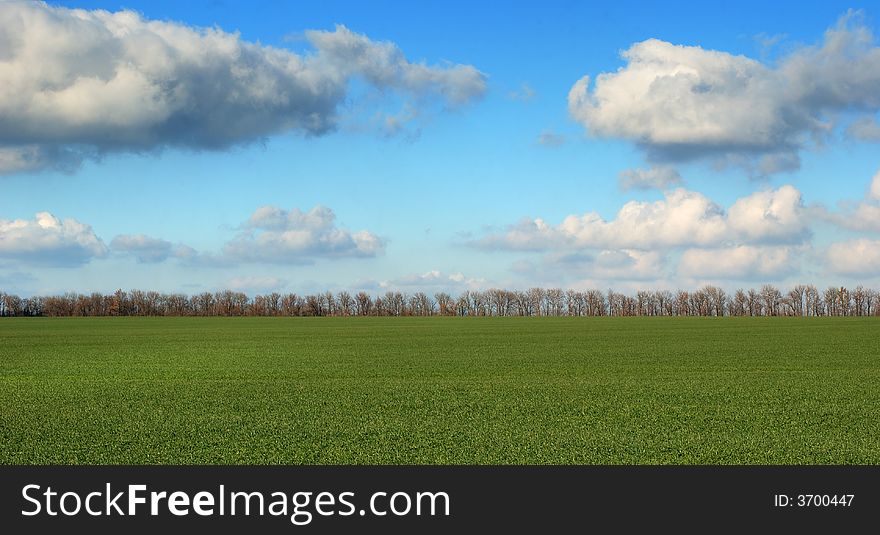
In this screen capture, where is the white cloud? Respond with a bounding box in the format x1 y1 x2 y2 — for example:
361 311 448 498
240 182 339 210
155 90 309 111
474 186 807 251
678 245 797 279
0 212 106 266
568 12 880 174
618 166 682 190
726 185 808 243
0 3 486 174
223 205 384 263
826 239 880 276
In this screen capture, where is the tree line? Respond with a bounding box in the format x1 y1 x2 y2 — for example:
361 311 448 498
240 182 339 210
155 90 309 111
1 284 879 318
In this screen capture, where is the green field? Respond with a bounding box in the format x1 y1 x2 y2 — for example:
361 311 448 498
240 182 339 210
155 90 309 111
1 317 878 464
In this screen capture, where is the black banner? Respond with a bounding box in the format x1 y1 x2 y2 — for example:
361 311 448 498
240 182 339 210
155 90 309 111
1 466 875 533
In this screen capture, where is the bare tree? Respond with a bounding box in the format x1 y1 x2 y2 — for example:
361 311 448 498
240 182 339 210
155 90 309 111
545 288 564 316
336 291 353 316
852 286 867 317
584 290 605 316
515 291 532 316
434 292 452 316
353 292 372 316
787 285 807 317
524 288 542 317
703 286 727 317
760 285 782 317
410 292 434 316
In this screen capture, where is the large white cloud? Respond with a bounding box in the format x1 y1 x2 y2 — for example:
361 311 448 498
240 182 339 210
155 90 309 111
726 185 808 243
0 212 106 266
0 2 486 174
223 205 384 263
474 185 807 251
568 12 880 174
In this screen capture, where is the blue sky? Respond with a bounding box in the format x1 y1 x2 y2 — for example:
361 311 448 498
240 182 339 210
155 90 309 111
1 0 880 296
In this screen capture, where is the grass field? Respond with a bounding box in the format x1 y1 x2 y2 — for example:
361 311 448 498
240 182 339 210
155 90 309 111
1 317 878 464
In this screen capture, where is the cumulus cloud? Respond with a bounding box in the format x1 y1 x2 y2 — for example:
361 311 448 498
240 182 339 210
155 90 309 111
0 212 106 266
0 2 486 174
618 166 683 190
474 190 724 251
474 185 807 251
826 239 880 276
223 205 384 263
726 185 808 243
678 245 798 279
568 11 880 175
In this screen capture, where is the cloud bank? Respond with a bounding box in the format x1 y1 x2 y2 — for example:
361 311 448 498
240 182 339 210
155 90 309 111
0 212 106 266
1 205 382 268
474 185 808 252
0 2 486 174
473 185 814 282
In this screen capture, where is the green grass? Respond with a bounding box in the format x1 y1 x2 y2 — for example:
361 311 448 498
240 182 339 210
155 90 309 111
1 317 878 464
